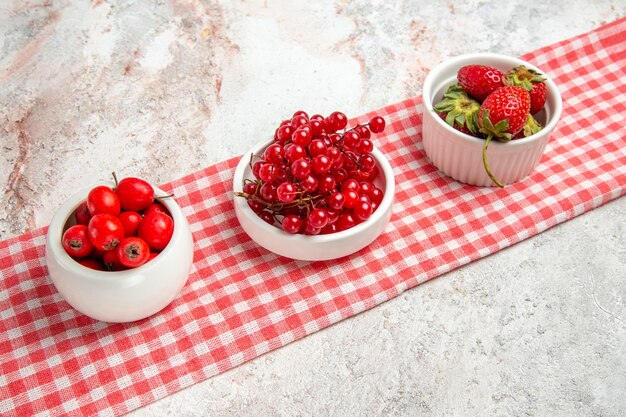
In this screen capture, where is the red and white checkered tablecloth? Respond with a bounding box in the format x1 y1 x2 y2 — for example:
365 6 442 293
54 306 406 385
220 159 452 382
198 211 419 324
2 17 626 417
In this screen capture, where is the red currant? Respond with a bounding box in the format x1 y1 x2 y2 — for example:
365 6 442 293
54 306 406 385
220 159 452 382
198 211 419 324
276 182 297 203
307 208 329 229
312 154 332 174
291 158 311 179
369 116 386 133
282 214 303 234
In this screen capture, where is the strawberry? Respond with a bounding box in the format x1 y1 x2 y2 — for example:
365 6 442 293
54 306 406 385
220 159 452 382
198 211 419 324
505 65 547 114
478 85 530 140
477 85 530 187
433 83 481 136
512 114 543 140
457 64 506 101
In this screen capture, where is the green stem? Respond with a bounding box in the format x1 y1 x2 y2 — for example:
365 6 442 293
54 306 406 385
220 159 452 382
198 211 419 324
482 135 504 188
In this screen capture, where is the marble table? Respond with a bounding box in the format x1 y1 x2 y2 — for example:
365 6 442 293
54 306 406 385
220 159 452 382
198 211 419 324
1 1 624 415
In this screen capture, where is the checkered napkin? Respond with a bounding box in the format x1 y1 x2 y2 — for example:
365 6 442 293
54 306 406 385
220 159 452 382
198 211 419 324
2 17 626 417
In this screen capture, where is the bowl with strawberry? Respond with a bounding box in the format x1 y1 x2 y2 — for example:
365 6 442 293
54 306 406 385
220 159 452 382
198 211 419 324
422 53 563 187
45 175 194 323
233 110 395 261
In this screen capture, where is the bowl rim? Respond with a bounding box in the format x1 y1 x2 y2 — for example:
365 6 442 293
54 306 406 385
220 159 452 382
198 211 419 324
422 52 563 147
232 138 395 242
46 182 189 281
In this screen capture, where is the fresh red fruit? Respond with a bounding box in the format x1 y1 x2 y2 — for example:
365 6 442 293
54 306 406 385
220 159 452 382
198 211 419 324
433 84 481 136
257 210 275 225
77 258 104 271
478 86 531 187
138 212 174 251
330 111 348 131
276 182 297 203
115 177 154 212
116 237 150 268
353 200 373 221
505 65 547 114
87 186 120 216
282 214 303 234
102 250 126 271
236 110 386 236
478 86 530 139
368 116 386 134
307 208 329 229
457 64 505 101
143 202 170 217
146 252 159 263
62 224 94 258
74 201 91 225
512 113 543 140
87 213 125 251
118 211 142 237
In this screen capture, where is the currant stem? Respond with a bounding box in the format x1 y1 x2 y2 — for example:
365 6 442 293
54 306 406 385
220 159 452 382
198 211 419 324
482 135 504 188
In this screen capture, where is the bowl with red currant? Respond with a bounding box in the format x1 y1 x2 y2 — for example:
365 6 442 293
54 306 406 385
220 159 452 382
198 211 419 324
233 110 395 261
422 53 562 187
45 175 194 323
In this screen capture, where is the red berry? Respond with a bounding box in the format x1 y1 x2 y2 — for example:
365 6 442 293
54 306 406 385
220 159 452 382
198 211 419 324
528 81 547 115
103 249 126 271
87 213 125 251
276 125 295 144
478 86 530 138
457 64 505 101
138 211 174 251
276 182 297 203
74 201 91 225
263 143 284 164
143 202 170 217
118 211 142 237
353 200 373 221
291 158 311 179
87 186 120 216
62 224 94 258
325 191 345 210
328 111 348 131
258 210 275 225
368 116 386 134
300 175 318 193
115 177 154 212
116 237 150 268
282 214 303 234
337 212 357 231
307 208 329 229
312 154 332 174
505 65 548 114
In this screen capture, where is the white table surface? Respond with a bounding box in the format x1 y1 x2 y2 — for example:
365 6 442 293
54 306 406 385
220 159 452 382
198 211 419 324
1 1 624 415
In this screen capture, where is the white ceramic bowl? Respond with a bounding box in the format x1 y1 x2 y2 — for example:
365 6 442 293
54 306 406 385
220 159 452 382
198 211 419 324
233 139 395 261
422 52 563 187
45 183 194 323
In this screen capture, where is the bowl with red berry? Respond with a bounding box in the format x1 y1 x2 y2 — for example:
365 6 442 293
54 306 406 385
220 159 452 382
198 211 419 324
422 53 562 187
233 111 395 261
45 175 194 323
